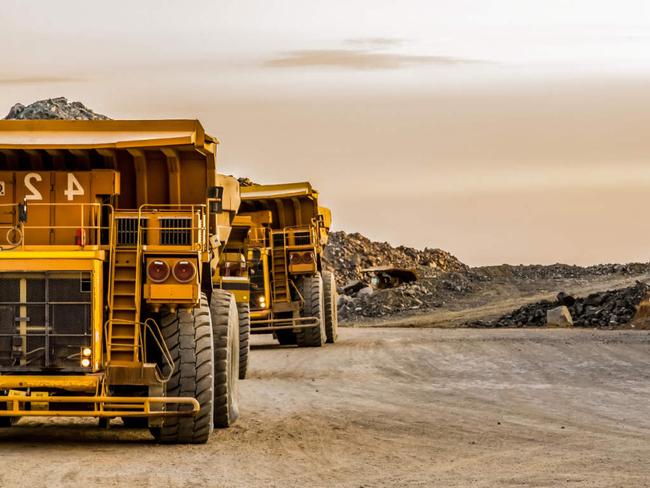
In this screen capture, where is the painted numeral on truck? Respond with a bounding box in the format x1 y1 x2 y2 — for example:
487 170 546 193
24 173 43 201
64 173 85 201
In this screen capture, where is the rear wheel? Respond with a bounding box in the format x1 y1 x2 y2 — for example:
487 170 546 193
152 294 214 444
237 302 250 380
296 273 326 347
322 270 338 344
210 290 240 428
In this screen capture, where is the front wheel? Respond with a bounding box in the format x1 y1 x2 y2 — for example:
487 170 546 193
237 302 251 380
152 293 215 444
210 290 240 428
296 273 326 347
322 270 339 344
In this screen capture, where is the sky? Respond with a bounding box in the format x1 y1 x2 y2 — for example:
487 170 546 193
2 0 650 265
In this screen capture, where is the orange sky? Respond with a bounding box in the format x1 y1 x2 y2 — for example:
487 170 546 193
2 1 650 265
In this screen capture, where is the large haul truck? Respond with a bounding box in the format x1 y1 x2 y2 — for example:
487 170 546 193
0 119 241 444
239 182 338 347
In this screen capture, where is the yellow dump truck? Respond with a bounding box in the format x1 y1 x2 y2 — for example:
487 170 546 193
239 182 338 347
0 119 241 443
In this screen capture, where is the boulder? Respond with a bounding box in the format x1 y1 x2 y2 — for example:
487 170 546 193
357 286 374 298
546 306 573 327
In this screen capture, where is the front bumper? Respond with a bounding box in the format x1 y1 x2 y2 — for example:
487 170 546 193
250 316 320 333
0 394 199 418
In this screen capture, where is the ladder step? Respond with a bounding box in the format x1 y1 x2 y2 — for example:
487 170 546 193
109 247 141 363
114 268 136 279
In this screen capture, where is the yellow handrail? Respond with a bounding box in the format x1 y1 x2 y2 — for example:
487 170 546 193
0 202 114 250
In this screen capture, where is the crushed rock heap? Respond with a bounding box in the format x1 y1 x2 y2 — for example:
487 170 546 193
4 97 110 121
470 281 649 328
337 270 478 322
324 231 468 287
336 258 650 324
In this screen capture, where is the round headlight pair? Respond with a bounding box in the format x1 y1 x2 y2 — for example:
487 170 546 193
290 252 314 264
147 259 196 283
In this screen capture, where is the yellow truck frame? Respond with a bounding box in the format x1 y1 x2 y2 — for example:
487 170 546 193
239 182 338 347
0 120 241 443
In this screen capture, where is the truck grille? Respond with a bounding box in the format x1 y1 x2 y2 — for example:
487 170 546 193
0 272 92 371
116 217 148 246
160 217 191 246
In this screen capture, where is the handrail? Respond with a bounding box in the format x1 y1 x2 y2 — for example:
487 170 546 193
136 203 208 252
142 318 175 383
0 202 114 250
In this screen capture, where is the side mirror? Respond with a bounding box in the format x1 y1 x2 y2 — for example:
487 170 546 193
208 186 224 213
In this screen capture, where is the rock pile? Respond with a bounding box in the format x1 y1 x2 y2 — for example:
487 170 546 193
338 270 478 321
4 97 110 121
324 231 468 287
475 263 650 281
470 281 649 328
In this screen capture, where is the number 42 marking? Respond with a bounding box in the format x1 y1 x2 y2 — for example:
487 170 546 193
23 173 86 201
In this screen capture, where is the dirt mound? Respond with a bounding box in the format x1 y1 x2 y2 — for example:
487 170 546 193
324 231 467 287
470 281 649 328
4 97 110 121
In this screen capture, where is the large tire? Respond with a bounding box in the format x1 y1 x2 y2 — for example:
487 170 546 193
296 273 326 347
210 290 240 428
152 294 214 444
322 270 338 344
237 302 250 380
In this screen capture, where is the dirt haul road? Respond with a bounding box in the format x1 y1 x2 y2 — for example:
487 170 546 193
0 328 648 487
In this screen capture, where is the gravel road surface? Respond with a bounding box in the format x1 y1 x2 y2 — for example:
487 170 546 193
0 328 648 487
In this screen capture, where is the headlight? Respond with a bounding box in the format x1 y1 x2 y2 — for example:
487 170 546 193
172 260 197 283
258 296 266 306
147 259 170 283
81 358 91 368
302 251 314 264
82 347 92 357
